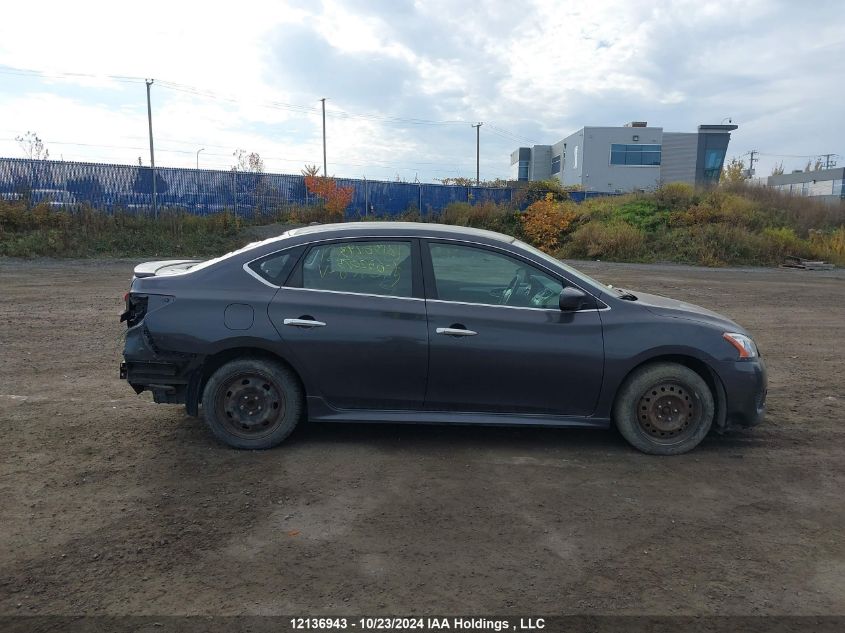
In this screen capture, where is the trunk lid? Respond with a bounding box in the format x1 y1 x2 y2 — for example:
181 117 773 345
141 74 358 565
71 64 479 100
133 259 202 279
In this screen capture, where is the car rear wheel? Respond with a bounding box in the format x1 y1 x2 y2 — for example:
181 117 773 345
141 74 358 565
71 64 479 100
201 358 303 449
613 362 714 455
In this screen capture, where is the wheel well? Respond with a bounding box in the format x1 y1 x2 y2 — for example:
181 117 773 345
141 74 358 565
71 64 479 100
187 347 305 416
616 355 727 430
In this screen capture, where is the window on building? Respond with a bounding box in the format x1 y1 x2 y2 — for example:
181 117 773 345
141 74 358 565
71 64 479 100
610 144 662 166
518 160 529 181
703 148 727 182
551 155 561 174
573 146 578 169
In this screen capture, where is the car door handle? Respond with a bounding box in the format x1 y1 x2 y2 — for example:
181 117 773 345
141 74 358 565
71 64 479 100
283 318 326 328
436 327 478 337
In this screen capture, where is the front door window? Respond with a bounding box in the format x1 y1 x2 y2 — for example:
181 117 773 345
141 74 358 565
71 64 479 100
428 242 562 309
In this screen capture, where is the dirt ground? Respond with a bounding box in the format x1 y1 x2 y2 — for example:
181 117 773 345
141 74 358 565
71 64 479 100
0 258 843 617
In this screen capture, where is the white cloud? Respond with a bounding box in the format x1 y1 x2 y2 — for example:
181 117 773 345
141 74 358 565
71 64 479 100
0 0 843 180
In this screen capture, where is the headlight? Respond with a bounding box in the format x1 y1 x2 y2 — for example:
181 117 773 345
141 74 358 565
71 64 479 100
723 332 759 359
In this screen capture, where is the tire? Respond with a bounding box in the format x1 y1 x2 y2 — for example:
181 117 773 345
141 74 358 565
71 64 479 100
613 362 714 455
201 357 303 449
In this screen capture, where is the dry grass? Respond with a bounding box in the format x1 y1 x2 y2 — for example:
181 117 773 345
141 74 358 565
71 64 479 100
2 184 843 267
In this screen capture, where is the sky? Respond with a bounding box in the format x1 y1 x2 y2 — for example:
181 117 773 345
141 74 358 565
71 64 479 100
0 0 843 183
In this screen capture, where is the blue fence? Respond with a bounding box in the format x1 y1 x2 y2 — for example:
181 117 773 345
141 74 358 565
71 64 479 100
0 157 614 217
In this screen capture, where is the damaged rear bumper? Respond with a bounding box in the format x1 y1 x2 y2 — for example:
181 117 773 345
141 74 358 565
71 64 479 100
121 324 201 405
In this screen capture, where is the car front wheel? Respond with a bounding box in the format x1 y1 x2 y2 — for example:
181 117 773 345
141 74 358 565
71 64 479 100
201 358 303 449
613 362 714 455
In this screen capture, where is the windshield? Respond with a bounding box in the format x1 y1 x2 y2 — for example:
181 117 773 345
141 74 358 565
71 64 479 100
513 239 613 295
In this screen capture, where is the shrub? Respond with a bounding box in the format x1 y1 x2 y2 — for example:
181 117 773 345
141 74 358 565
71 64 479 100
679 224 768 266
512 179 570 206
669 191 766 231
285 204 338 224
0 201 246 258
722 181 845 234
520 195 577 252
561 221 646 261
304 175 354 219
612 198 669 231
809 226 845 264
439 201 519 234
761 227 813 260
653 182 697 210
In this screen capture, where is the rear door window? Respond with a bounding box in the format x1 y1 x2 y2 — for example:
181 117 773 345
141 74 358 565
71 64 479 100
300 241 413 298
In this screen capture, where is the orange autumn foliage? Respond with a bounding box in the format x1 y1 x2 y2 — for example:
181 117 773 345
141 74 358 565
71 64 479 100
520 194 577 253
304 175 354 219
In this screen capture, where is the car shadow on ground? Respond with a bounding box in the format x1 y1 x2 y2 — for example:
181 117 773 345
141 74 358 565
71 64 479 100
175 412 772 455
292 420 626 452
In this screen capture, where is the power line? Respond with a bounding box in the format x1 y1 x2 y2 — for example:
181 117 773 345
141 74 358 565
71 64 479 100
757 151 841 159
486 123 538 145
0 63 532 140
0 137 482 172
0 65 144 85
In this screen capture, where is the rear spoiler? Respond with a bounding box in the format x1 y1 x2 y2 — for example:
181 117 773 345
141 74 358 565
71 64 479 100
133 259 202 278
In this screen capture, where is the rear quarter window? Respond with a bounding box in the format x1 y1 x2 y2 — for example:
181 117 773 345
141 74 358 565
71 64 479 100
247 251 296 285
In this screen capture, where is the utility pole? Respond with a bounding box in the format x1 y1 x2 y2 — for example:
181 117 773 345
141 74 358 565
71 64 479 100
145 79 157 218
320 98 327 176
748 149 758 177
820 153 837 169
471 122 483 185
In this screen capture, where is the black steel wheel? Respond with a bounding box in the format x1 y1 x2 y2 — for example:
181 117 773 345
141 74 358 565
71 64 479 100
613 362 714 455
215 371 286 440
201 358 303 449
636 381 697 442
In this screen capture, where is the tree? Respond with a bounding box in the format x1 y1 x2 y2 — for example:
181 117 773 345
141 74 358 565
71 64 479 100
304 170 354 220
436 176 510 188
804 158 824 172
16 131 49 160
721 157 747 184
771 162 785 176
437 177 475 187
232 149 264 173
231 150 268 214
301 164 320 177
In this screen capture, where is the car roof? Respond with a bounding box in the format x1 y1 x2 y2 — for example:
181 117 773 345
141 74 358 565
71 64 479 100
284 222 516 244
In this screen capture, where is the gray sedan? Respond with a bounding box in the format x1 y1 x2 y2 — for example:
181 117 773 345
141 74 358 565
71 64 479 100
120 222 766 455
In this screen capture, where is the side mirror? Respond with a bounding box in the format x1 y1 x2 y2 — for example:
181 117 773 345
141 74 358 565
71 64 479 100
559 286 587 311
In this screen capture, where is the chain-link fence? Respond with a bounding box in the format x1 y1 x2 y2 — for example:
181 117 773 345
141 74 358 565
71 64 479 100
0 157 529 217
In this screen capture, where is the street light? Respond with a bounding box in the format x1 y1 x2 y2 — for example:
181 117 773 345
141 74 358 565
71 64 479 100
196 148 205 170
